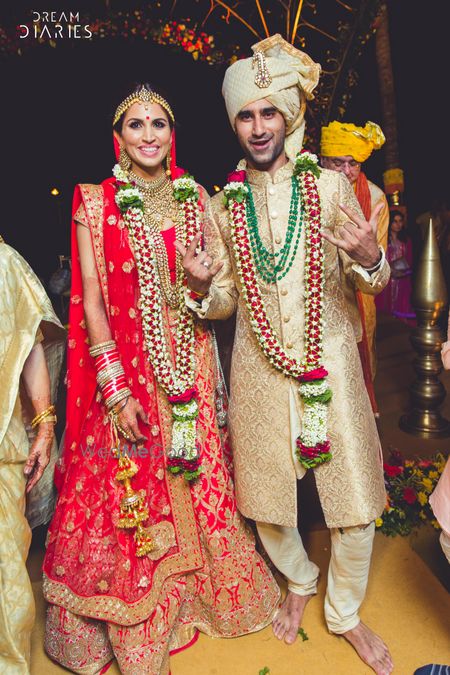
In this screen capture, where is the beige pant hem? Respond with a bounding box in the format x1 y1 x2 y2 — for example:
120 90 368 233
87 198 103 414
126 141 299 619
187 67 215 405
327 615 361 634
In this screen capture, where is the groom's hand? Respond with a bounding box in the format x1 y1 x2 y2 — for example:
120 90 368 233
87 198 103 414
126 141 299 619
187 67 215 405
321 202 383 269
175 233 223 296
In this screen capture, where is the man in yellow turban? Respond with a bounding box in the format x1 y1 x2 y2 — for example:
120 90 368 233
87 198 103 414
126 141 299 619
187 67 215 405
178 34 393 675
321 121 389 414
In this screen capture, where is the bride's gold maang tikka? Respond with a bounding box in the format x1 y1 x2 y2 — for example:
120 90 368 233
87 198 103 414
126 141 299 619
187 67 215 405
113 86 175 126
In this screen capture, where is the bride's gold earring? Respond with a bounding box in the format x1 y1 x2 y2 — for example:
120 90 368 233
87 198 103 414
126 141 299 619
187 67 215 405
165 143 172 178
119 145 132 172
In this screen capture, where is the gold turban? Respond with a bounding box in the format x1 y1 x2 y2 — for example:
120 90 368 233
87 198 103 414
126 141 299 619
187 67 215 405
320 120 385 163
222 34 321 161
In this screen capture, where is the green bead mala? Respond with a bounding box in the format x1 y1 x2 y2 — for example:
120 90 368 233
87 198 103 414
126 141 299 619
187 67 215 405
245 177 303 284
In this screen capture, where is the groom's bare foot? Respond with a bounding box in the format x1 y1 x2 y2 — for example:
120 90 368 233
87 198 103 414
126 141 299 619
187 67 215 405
342 621 393 674
272 591 312 644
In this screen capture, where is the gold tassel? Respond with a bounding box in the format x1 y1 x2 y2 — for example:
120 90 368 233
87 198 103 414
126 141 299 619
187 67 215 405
110 418 154 555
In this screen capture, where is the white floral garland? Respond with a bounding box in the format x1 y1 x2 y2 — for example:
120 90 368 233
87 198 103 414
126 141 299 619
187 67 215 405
113 164 203 479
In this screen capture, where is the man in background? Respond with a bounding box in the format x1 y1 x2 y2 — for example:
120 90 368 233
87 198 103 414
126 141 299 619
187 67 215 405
321 121 389 415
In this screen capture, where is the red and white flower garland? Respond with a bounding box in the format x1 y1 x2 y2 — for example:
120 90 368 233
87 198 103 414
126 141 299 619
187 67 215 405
113 164 203 480
224 152 332 469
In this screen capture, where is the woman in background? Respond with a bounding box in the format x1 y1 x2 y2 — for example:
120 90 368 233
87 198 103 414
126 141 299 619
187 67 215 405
376 210 415 324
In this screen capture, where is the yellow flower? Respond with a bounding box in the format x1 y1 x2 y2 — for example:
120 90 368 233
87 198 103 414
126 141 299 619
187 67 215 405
418 491 428 506
430 519 441 530
422 477 433 493
428 471 438 480
375 518 383 527
419 510 427 520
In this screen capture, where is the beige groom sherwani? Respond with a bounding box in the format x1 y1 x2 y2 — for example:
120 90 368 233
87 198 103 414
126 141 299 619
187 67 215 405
191 162 389 529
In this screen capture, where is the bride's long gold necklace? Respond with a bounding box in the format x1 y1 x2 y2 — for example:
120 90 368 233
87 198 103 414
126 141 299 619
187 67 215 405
128 170 184 308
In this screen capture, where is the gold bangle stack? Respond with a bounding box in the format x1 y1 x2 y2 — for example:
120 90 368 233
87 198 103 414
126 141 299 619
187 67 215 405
31 405 57 428
89 340 117 358
105 388 132 410
96 362 125 387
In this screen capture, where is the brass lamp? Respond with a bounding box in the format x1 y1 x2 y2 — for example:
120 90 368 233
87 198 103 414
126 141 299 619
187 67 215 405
400 219 450 436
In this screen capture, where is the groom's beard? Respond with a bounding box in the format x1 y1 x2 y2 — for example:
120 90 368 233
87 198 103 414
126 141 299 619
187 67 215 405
241 132 286 172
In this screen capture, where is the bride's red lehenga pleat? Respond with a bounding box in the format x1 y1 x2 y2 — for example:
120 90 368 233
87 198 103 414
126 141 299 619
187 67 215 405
43 179 279 675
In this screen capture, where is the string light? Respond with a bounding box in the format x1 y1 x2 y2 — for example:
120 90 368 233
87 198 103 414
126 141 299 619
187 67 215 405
50 187 60 196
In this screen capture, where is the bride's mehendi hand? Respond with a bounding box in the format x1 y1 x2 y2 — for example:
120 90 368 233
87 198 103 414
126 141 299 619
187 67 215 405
115 396 148 446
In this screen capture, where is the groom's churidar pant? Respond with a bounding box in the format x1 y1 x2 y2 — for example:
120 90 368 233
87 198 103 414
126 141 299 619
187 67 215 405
257 520 375 633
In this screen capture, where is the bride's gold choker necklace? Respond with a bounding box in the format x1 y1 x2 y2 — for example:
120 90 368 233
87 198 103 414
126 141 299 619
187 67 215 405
127 169 168 193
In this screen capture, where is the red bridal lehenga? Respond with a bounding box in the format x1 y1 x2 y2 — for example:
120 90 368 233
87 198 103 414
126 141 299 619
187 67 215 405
42 175 279 675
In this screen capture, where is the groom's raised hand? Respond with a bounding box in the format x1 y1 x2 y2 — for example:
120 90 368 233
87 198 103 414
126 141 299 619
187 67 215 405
321 202 384 269
175 233 223 296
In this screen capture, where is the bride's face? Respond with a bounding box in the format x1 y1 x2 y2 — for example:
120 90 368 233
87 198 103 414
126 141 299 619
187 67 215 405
114 101 172 175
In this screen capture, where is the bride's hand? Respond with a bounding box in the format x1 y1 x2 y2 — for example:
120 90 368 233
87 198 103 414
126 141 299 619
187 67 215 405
114 396 148 445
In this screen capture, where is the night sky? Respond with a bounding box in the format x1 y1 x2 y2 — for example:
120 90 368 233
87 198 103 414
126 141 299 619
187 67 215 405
0 0 447 285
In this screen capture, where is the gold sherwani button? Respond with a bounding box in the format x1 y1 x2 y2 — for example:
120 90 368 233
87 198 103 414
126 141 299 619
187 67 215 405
270 211 278 219
275 236 281 244
268 186 276 195
281 288 288 296
286 341 293 349
283 316 290 323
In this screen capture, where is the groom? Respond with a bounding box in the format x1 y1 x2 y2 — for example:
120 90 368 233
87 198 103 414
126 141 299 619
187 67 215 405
177 34 393 675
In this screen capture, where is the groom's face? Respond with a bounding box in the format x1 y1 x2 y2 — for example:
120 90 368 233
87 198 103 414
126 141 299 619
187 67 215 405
235 98 286 171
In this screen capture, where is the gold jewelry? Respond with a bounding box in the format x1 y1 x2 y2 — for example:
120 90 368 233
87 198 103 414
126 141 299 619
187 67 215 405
119 146 132 172
109 409 133 440
127 169 167 194
37 415 57 425
165 155 171 178
31 405 56 428
252 51 272 88
113 86 175 126
127 170 184 308
165 142 172 178
105 388 132 410
89 340 117 358
116 422 133 441
96 362 125 387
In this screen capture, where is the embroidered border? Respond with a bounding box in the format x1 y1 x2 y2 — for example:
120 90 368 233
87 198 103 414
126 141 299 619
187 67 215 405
79 184 110 318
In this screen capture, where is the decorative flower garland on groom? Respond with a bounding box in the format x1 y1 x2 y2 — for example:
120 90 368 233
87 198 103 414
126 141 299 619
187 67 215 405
223 150 332 469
